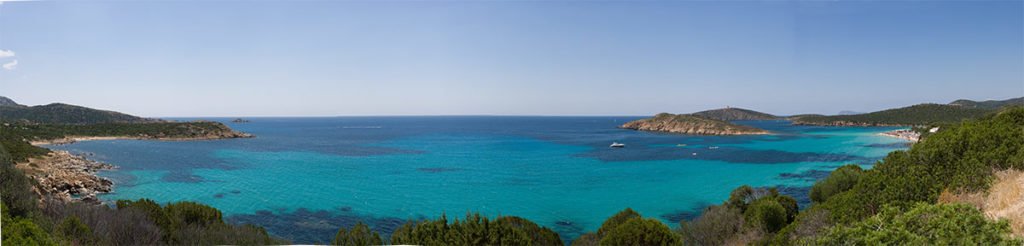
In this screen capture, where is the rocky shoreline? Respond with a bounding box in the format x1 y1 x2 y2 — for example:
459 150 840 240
21 131 253 204
16 150 115 204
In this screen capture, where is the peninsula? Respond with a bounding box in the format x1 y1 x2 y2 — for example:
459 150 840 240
620 113 770 135
0 97 253 203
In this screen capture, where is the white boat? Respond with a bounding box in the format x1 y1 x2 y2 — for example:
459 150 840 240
610 142 625 148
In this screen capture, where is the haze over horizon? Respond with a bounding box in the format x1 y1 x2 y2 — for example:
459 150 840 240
0 1 1021 117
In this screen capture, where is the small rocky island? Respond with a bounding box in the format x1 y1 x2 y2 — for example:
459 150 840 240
621 113 770 135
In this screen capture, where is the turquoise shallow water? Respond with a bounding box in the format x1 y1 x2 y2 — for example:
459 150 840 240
49 117 908 243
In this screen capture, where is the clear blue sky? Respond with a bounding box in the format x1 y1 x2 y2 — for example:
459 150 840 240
0 1 1021 117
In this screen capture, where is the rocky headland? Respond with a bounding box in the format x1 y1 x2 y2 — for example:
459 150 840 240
620 113 770 135
16 150 115 203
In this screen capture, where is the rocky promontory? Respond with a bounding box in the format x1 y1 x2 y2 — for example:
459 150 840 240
16 150 115 203
621 113 770 135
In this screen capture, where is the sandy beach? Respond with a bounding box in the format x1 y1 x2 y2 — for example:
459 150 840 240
878 129 920 142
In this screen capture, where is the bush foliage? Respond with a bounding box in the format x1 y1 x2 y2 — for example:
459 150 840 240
389 212 561 246
819 203 1021 245
809 164 863 203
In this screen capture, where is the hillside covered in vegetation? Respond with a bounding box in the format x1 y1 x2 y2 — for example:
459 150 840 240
621 113 770 135
692 107 780 121
791 103 995 126
950 97 1024 109
0 96 23 107
0 96 158 124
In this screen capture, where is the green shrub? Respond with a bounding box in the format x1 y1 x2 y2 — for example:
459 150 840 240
164 201 224 228
819 203 1021 245
596 208 641 237
809 165 863 203
112 199 283 245
495 216 563 246
0 143 39 218
2 203 57 246
570 233 600 246
771 206 833 245
743 198 788 233
599 217 680 246
726 185 758 211
332 222 382 246
679 205 743 246
57 215 96 245
389 213 558 246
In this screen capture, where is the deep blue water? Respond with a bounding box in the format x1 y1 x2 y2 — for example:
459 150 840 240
48 117 908 243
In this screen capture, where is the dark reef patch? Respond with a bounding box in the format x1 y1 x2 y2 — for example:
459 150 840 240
778 169 832 181
416 167 463 173
661 201 713 223
230 190 242 194
660 210 700 224
226 208 414 244
213 193 225 198
581 146 870 164
160 171 205 183
550 219 586 244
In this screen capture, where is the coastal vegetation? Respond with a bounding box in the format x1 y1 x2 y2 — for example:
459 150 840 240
570 208 681 246
387 213 562 245
621 113 770 135
817 203 1017 245
774 106 1024 244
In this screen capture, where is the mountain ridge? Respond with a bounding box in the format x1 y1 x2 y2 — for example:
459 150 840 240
691 107 780 121
0 99 159 124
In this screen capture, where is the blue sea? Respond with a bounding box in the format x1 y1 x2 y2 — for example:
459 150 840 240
47 117 909 243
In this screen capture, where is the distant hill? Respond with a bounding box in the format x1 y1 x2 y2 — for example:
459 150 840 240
949 97 1023 110
792 103 992 126
691 107 779 121
0 101 159 124
838 110 863 115
621 113 770 135
0 96 23 107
